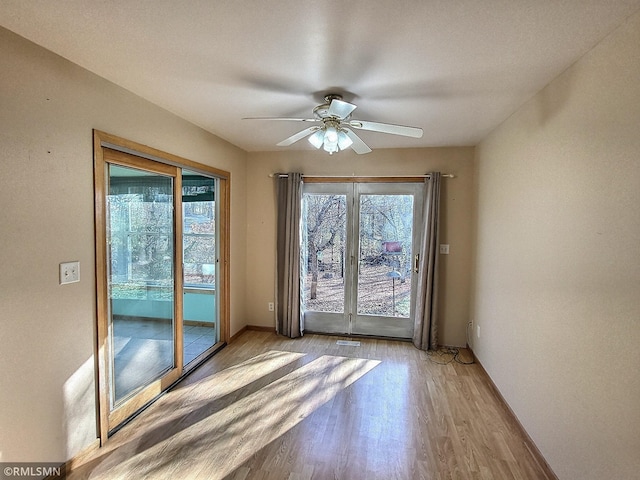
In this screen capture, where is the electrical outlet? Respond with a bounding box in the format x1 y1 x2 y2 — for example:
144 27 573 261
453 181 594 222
439 244 450 254
268 302 274 312
60 261 80 285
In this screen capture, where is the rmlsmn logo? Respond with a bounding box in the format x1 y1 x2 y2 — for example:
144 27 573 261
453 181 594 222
1 463 65 479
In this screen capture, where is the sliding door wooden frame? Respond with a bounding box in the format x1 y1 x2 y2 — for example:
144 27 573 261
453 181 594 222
93 130 231 444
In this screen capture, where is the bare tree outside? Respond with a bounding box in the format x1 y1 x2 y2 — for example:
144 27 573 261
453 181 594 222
357 194 414 317
302 194 346 312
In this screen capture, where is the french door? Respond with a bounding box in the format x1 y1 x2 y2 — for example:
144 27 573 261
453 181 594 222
94 131 229 440
302 182 423 339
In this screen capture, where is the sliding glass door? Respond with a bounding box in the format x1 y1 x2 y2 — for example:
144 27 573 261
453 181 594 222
302 182 423 339
102 152 182 429
182 171 219 366
94 131 230 440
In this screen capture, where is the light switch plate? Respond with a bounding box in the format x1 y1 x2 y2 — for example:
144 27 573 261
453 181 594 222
60 261 80 285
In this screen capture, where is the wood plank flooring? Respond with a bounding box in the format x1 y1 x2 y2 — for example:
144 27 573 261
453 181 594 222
68 331 555 479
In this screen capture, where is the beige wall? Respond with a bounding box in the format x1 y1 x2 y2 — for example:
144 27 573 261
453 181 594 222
472 10 640 480
245 147 475 347
0 27 247 462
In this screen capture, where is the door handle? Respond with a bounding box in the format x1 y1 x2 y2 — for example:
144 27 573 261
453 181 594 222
414 254 419 274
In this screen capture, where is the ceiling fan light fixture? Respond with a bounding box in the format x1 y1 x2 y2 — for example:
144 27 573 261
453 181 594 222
308 130 324 149
323 137 339 154
322 122 345 154
337 130 353 150
309 126 348 154
325 125 338 143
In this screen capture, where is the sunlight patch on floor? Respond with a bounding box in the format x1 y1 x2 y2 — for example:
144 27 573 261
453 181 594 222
132 350 307 430
90 354 380 479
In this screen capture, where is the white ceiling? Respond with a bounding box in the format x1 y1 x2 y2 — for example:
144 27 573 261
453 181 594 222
2 1 639 152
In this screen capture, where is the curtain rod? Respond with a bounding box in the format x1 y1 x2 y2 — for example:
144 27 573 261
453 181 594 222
269 173 455 178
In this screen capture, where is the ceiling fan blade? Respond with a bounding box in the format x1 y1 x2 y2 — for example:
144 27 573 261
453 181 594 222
328 99 357 119
349 120 423 138
243 117 316 122
343 128 372 154
276 126 320 146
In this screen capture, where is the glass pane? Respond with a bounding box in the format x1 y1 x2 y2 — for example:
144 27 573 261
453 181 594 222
182 171 218 366
357 194 414 318
107 164 175 405
302 194 347 313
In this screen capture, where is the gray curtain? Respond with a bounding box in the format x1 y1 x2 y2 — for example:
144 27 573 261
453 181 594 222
275 173 303 338
413 172 441 350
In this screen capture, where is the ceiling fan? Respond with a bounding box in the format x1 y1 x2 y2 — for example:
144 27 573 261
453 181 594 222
244 94 423 154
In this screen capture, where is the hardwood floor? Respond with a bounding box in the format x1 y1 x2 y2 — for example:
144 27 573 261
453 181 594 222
68 331 555 479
